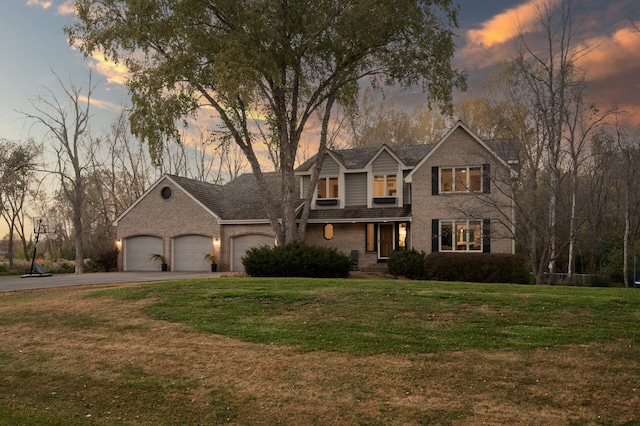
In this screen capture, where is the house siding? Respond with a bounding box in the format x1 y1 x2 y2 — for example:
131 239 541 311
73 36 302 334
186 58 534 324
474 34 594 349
411 127 513 255
300 175 311 198
403 170 411 205
372 151 398 174
320 155 340 175
345 173 367 206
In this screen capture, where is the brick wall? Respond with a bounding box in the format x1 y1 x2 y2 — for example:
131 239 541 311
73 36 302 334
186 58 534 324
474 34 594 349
304 223 378 268
411 127 515 254
116 177 220 270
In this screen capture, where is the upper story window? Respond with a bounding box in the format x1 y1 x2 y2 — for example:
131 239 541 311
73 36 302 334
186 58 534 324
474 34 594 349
441 167 481 193
374 174 397 197
317 177 338 198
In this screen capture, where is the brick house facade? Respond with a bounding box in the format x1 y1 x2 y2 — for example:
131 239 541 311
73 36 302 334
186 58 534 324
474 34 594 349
113 121 518 272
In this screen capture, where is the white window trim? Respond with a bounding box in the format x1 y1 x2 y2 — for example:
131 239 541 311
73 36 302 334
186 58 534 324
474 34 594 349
374 174 397 197
440 166 482 193
439 219 483 252
317 176 339 199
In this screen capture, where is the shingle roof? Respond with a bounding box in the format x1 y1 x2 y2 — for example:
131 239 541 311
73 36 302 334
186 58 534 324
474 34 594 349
485 139 520 163
167 174 224 216
221 172 294 221
297 143 439 172
166 134 519 222
305 206 411 221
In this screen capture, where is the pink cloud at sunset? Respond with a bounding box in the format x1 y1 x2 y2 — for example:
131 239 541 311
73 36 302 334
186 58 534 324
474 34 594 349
465 0 558 48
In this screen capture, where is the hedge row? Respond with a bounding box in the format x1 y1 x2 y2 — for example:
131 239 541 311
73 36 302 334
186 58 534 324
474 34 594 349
243 241 351 278
423 252 530 284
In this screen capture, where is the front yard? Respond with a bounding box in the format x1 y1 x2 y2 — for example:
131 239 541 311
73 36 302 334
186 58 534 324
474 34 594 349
0 278 639 424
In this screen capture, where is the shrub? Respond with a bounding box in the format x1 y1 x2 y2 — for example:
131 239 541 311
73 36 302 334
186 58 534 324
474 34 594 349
387 249 427 279
243 241 351 278
424 253 530 284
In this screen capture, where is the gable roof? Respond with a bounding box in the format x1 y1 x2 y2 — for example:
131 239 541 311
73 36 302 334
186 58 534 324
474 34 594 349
296 143 436 172
220 172 299 222
114 171 300 225
168 174 224 216
112 174 224 226
405 121 518 183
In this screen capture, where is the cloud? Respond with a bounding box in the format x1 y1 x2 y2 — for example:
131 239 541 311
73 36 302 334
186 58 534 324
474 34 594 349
57 0 76 15
26 0 52 9
466 0 554 48
458 0 562 68
577 27 640 81
86 51 130 86
576 26 640 121
78 95 122 112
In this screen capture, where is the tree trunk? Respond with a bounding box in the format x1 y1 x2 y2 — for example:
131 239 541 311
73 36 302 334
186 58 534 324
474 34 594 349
623 185 630 288
74 183 84 274
567 175 578 281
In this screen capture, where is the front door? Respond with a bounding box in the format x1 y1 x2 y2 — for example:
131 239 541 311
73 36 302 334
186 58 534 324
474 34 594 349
379 224 394 259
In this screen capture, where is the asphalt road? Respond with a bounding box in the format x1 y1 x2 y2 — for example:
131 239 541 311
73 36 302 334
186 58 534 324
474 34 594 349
0 271 222 293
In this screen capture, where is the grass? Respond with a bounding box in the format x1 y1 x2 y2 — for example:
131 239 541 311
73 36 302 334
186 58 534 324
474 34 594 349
0 277 639 425
95 278 640 354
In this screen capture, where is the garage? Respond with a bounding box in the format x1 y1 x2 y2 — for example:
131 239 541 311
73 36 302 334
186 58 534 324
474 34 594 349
232 234 275 272
124 236 163 271
173 235 213 272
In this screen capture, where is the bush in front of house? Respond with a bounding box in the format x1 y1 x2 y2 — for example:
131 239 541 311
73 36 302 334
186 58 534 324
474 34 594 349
423 253 530 284
243 241 351 278
387 249 427 279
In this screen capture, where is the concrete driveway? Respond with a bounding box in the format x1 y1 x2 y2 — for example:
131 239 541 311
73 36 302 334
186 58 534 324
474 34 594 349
0 271 222 293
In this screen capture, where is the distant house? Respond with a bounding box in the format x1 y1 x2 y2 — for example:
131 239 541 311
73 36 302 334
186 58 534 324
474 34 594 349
113 121 518 272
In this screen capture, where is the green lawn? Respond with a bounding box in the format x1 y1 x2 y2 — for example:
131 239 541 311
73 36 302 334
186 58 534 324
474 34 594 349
0 277 639 425
94 278 640 354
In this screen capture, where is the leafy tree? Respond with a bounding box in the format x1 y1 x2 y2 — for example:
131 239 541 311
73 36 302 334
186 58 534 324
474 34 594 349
66 0 466 244
0 139 38 267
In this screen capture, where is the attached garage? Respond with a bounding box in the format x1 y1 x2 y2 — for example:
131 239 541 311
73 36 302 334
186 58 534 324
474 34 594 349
173 235 213 272
124 236 163 271
231 234 275 272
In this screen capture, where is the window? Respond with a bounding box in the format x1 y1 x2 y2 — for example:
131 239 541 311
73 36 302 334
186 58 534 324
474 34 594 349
439 220 482 252
366 223 376 252
323 224 334 240
440 167 482 193
160 186 172 200
317 177 338 198
374 174 397 196
398 223 407 249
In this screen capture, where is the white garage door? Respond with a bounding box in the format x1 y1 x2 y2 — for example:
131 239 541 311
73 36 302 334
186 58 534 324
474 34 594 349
173 235 213 272
232 234 275 272
125 236 163 271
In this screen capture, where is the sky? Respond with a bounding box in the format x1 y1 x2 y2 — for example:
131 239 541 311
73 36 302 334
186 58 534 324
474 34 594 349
1 0 639 141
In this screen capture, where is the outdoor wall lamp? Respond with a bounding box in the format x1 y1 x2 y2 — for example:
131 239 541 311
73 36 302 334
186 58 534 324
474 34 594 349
115 239 122 250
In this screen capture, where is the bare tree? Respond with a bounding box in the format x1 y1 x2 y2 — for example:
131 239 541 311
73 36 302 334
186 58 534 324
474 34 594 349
24 71 96 273
508 0 602 282
611 122 640 287
346 88 450 148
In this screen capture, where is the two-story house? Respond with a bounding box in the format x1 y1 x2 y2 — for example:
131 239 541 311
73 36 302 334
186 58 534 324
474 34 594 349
113 121 518 272
296 121 518 269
